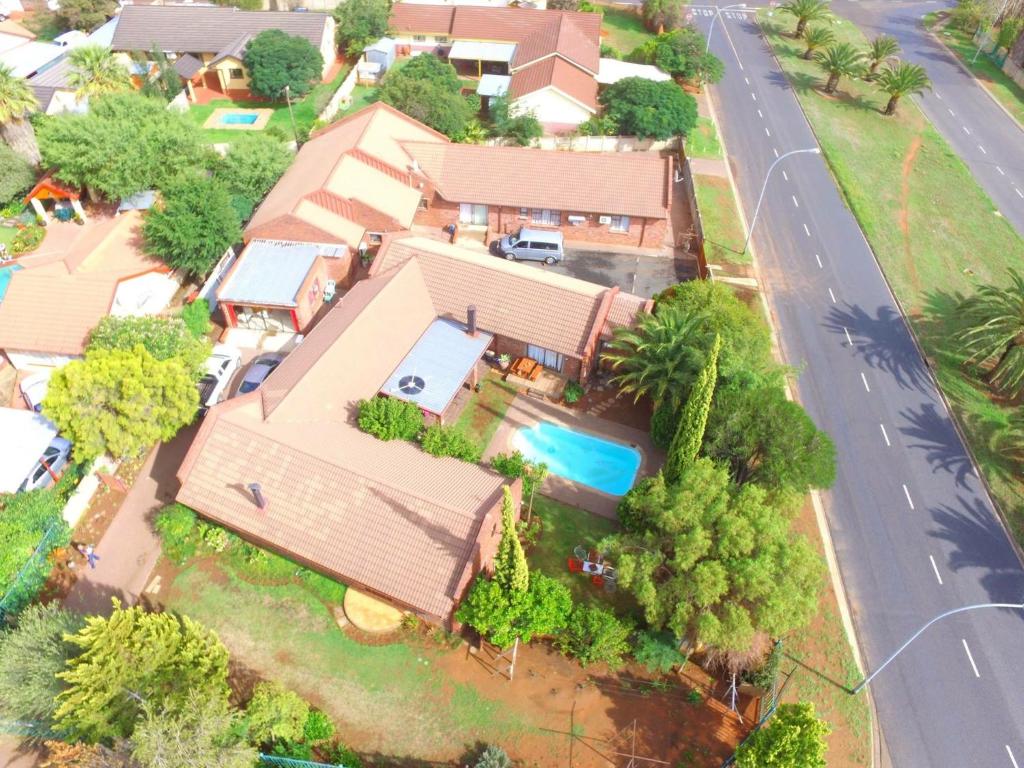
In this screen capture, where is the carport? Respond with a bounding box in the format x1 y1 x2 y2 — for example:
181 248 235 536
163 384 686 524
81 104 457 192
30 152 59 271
447 40 515 78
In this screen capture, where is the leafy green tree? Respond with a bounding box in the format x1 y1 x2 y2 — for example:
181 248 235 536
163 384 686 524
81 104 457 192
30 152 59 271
302 710 335 744
632 630 687 673
143 176 241 277
489 96 542 146
54 600 230 742
557 605 633 668
665 334 720 484
57 0 116 31
703 384 836 492
378 55 478 139
0 142 34 205
734 702 830 767
132 689 257 768
627 28 725 84
38 92 203 199
394 53 463 92
67 45 131 99
137 47 184 102
955 269 1024 396
641 0 688 33
89 315 211 377
0 603 84 729
779 0 832 38
599 77 697 140
801 26 835 60
814 43 864 94
0 64 40 165
875 60 931 115
602 460 823 651
154 503 200 564
43 346 199 461
420 424 482 462
181 299 213 339
245 682 310 746
333 0 391 57
866 34 900 78
244 30 324 100
357 396 424 440
213 133 292 204
456 573 572 649
493 487 528 596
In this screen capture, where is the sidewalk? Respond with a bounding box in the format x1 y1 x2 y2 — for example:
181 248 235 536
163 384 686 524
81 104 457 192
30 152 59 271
63 424 198 616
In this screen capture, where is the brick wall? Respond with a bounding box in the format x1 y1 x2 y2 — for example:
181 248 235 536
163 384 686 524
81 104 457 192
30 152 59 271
413 194 667 248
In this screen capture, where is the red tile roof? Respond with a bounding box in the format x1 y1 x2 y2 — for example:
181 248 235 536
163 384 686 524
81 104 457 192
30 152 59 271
508 55 598 110
405 141 671 220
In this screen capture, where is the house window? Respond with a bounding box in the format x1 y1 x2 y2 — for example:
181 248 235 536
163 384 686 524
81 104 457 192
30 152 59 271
567 214 586 226
527 344 564 372
531 209 560 226
418 197 429 210
413 34 427 42
228 68 244 80
436 35 450 43
519 207 528 219
368 232 383 244
609 215 631 233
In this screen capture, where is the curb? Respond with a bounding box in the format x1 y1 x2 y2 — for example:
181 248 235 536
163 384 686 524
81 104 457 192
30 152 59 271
701 77 880 768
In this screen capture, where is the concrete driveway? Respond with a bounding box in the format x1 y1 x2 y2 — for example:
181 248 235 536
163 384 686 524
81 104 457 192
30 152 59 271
532 248 693 298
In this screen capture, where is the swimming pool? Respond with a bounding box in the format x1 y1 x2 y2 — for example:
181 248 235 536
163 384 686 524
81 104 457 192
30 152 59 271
220 112 259 125
0 264 24 301
512 421 641 496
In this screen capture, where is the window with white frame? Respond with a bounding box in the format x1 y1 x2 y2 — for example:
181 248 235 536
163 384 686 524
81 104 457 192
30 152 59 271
228 68 244 80
531 209 561 226
413 34 426 42
609 215 630 233
436 35 450 43
518 207 528 219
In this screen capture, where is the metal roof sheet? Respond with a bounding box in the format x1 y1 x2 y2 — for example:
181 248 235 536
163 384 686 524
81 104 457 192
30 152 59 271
217 240 318 307
448 40 516 63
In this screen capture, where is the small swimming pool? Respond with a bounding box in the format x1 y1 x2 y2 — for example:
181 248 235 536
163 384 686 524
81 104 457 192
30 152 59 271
220 112 259 125
512 421 641 496
0 264 24 301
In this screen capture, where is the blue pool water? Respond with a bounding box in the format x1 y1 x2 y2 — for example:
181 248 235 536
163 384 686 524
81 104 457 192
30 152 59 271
220 112 259 125
512 421 641 496
0 264 24 301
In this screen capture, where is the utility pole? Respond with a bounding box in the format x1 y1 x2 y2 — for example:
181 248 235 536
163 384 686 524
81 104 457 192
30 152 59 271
743 147 821 254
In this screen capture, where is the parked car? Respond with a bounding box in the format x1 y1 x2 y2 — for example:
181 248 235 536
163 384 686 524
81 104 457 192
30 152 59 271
495 228 564 264
235 353 285 395
20 371 52 412
198 345 242 414
19 436 72 493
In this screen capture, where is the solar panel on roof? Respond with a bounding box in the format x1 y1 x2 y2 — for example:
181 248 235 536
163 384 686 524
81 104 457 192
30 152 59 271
398 375 425 396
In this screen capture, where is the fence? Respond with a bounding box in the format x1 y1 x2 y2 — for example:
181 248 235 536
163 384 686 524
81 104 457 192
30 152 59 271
0 518 69 622
259 754 344 768
678 153 710 279
486 134 679 152
197 245 238 312
719 642 794 767
318 66 360 123
972 28 1024 87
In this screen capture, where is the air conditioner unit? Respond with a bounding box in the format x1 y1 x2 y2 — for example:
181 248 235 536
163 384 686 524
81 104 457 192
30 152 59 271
598 215 611 225
567 215 586 225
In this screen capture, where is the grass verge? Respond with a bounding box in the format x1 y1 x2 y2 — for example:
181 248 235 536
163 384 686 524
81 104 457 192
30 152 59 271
687 116 724 159
452 373 518 455
693 174 750 266
599 6 654 55
760 11 1024 541
0 226 17 249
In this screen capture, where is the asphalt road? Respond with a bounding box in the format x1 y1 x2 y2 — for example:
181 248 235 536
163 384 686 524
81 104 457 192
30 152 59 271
833 0 1024 239
693 5 1024 766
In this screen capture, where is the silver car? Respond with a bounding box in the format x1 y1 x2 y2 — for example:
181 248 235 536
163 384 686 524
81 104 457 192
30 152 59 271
236 353 285 395
19 436 73 492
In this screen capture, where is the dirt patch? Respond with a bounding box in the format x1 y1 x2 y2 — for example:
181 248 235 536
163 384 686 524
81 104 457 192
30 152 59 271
574 384 653 431
898 135 924 299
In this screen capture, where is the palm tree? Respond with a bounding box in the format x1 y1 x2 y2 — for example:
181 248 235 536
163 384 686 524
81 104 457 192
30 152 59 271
955 269 1024 397
0 64 40 166
802 25 835 60
814 43 864 94
866 34 900 79
67 45 132 99
875 60 931 115
779 0 832 38
601 304 711 406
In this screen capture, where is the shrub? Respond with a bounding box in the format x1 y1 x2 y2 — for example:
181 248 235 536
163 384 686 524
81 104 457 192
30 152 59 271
420 424 482 462
0 145 34 207
11 225 45 254
600 43 622 60
357 396 424 441
563 381 584 404
557 605 633 668
181 298 213 339
633 630 687 674
155 504 199 563
271 740 313 761
491 451 547 499
302 709 334 743
475 745 513 768
88 314 211 376
0 486 72 617
649 400 677 449
328 742 363 768
245 682 309 746
742 641 782 692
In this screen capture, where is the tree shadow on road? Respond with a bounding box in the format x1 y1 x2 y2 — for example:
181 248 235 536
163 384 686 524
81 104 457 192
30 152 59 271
896 402 975 489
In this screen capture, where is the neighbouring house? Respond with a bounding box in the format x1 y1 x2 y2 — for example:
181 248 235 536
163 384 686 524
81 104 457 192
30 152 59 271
0 20 64 78
388 4 601 131
176 232 648 625
0 211 181 371
407 141 672 248
108 5 336 103
26 18 120 115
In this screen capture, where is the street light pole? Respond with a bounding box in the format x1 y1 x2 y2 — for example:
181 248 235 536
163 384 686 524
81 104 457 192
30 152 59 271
851 601 1024 695
283 84 298 145
742 147 821 254
707 3 748 54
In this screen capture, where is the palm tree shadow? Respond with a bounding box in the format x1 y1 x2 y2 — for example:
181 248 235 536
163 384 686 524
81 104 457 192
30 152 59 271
822 303 931 394
896 402 974 488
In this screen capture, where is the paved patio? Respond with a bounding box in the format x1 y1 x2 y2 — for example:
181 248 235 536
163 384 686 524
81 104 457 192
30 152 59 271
483 395 662 519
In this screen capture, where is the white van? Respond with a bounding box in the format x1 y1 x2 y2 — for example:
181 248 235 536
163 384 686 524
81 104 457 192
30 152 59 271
496 228 565 264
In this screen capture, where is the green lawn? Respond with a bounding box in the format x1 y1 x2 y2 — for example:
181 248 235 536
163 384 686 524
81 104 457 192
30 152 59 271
933 23 1024 128
693 174 750 266
599 6 654 56
452 373 519 455
0 226 17 249
758 12 1024 552
686 116 724 159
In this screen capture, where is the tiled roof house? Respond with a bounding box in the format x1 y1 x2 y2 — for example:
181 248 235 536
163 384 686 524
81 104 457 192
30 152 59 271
177 233 649 624
388 4 601 130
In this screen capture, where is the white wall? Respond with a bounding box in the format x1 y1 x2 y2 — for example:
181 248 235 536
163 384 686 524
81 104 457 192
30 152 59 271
511 88 592 127
6 351 79 371
111 272 180 317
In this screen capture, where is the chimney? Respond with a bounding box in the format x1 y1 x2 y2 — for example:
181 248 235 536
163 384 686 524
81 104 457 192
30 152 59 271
467 305 478 337
248 483 267 510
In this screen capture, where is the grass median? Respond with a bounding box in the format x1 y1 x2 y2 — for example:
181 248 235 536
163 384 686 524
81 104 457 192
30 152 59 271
757 11 1024 548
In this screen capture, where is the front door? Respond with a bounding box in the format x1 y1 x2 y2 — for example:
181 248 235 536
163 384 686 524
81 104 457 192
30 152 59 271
459 203 488 225
203 70 223 93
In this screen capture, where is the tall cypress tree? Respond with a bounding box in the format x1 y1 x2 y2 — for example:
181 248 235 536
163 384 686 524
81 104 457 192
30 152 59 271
665 334 721 484
492 486 528 596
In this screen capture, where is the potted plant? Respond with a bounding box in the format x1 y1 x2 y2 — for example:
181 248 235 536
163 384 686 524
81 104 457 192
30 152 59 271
498 353 511 371
563 380 585 405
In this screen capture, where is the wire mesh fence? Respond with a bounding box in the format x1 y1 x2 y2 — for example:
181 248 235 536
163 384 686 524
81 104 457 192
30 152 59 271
0 517 70 622
259 754 345 768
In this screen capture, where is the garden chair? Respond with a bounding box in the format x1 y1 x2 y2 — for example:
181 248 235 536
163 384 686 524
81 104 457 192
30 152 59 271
567 557 584 573
573 545 588 561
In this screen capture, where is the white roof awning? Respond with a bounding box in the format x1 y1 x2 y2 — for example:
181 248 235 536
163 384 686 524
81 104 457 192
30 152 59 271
476 74 510 97
0 408 57 493
448 40 516 63
596 58 672 85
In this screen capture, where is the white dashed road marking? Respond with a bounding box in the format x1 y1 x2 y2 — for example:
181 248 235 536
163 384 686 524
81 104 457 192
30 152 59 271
948 108 955 116
782 170 788 181
880 424 890 446
792 195 799 208
1007 745 1020 768
979 145 987 155
997 166 1005 175
744 76 750 84
1016 188 1024 199
815 253 823 269
861 372 871 392
765 127 771 137
963 125 971 135
803 223 811 237
757 108 763 118
843 327 853 346
751 92 757 101
773 147 779 158
929 555 943 584
962 639 980 678
829 287 837 303
903 483 915 509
